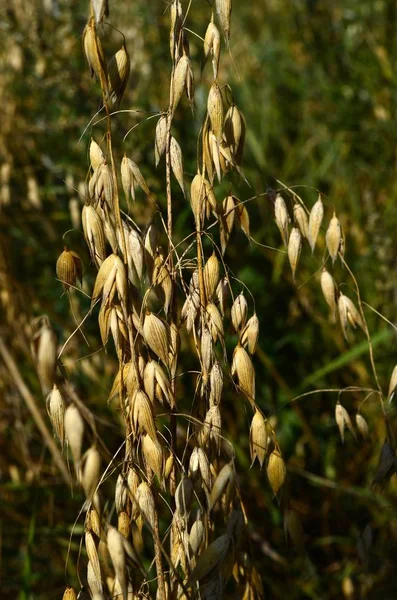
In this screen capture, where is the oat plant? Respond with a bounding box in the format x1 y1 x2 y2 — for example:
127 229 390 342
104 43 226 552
26 1 396 599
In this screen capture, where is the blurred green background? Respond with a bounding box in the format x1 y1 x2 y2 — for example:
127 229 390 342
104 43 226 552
1 0 397 598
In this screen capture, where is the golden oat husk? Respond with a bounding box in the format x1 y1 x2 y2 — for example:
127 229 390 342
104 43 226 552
164 453 174 481
209 360 223 406
175 476 194 516
170 136 185 196
215 0 232 45
120 154 135 204
123 156 152 200
216 276 229 316
106 526 127 600
220 194 236 254
115 473 128 514
235 197 250 239
287 227 302 280
171 54 190 114
56 249 82 290
107 44 130 108
82 205 106 267
87 560 103 597
135 481 156 529
155 115 167 167
249 410 268 468
320 268 337 322
91 253 117 307
189 518 205 556
284 508 305 554
153 253 173 314
32 320 58 395
187 534 231 588
89 162 114 210
338 292 365 340
203 121 215 184
64 404 85 471
356 414 370 440
209 131 222 182
89 139 105 171
169 0 182 60
232 345 255 403
207 82 224 142
209 462 235 512
293 202 309 239
267 449 286 495
274 193 290 247
388 365 397 402
203 21 221 79
91 0 109 24
200 324 213 379
335 402 356 443
86 530 102 592
190 172 206 224
142 434 164 482
46 384 65 449
143 311 170 367
224 105 246 162
132 389 157 442
83 17 107 85
240 312 259 354
88 507 101 539
308 194 324 253
325 212 342 264
63 587 78 600
118 511 130 539
82 446 101 501
205 302 224 344
126 227 145 283
203 252 220 302
231 292 248 331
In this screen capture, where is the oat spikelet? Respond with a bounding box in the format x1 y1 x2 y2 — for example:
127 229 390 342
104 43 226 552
203 252 220 302
293 203 309 239
231 292 247 331
82 205 106 267
320 268 337 322
171 54 190 114
338 292 365 339
224 105 246 163
155 115 167 167
89 139 104 171
187 534 230 587
287 227 302 280
62 587 78 600
107 44 130 108
274 193 290 247
82 446 101 501
170 136 185 196
209 462 235 512
335 402 355 443
56 248 82 290
308 195 324 253
203 21 221 79
356 414 370 440
240 313 259 354
232 345 255 403
64 404 85 472
46 384 65 449
107 526 127 600
325 212 342 264
143 311 170 367
83 17 107 85
215 0 232 45
249 410 268 468
207 83 223 142
267 449 286 495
